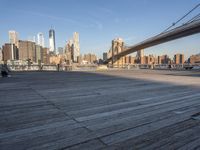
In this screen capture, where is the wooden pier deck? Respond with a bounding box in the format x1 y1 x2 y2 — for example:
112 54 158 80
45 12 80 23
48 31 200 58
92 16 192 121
0 70 200 150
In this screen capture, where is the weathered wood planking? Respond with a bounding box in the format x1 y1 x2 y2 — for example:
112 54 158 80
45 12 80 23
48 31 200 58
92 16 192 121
0 70 199 150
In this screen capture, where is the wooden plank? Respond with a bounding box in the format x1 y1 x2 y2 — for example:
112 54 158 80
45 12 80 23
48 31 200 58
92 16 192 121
45 82 173 101
100 119 200 150
0 103 54 117
145 125 200 150
64 139 106 150
0 101 50 112
20 127 95 150
0 113 69 133
85 99 200 131
177 138 200 150
0 121 87 150
55 84 187 113
100 105 200 145
91 102 200 140
68 90 197 119
0 120 77 140
76 93 200 123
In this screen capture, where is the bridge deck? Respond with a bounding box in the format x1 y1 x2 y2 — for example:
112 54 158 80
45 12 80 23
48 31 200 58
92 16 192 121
0 70 200 150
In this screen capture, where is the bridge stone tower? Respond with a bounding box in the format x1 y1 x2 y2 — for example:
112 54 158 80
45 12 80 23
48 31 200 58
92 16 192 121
111 38 125 67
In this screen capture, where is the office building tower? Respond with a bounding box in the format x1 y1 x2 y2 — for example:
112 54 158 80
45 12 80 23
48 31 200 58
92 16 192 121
41 47 49 64
49 29 56 53
83 53 97 64
189 54 200 64
2 43 18 62
37 32 45 47
73 32 80 62
64 40 74 64
103 52 108 61
174 54 184 64
8 30 19 48
136 49 144 64
18 40 36 62
58 47 64 55
129 56 136 64
77 55 82 64
147 54 156 65
158 55 170 64
36 45 42 64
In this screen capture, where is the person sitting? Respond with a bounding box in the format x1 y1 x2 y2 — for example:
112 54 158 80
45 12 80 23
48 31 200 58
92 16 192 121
1 65 9 77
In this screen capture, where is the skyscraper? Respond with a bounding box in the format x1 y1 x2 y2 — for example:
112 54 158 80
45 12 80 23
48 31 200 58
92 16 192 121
57 47 64 55
18 40 36 62
64 39 74 63
49 29 56 54
73 32 80 62
37 32 45 47
83 53 97 64
8 30 19 47
2 43 18 62
103 52 108 61
136 49 144 64
174 54 184 64
35 45 42 63
158 55 170 64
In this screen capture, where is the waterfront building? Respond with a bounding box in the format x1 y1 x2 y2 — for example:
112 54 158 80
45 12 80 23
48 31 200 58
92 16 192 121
158 55 171 64
174 54 184 64
189 54 200 64
18 40 36 62
2 43 18 62
35 45 42 64
103 52 108 61
136 49 144 64
83 53 97 64
41 47 49 64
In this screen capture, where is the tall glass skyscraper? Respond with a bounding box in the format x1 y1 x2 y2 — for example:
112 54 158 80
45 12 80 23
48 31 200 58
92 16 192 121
49 29 56 53
37 32 45 47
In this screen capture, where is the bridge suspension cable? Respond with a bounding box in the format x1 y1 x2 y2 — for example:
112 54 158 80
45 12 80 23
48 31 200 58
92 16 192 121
162 3 200 33
186 12 200 24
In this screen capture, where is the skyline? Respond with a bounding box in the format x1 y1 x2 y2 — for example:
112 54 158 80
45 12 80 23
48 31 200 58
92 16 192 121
1 0 200 58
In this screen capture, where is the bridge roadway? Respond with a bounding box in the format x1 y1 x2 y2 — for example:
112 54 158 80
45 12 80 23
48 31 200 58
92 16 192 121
0 70 200 150
106 19 200 63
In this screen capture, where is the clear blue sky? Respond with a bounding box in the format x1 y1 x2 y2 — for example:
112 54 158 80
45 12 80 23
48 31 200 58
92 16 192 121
0 0 200 59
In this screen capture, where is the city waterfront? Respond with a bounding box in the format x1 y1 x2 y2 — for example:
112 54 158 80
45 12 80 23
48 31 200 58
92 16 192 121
0 70 200 149
1 1 200 149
